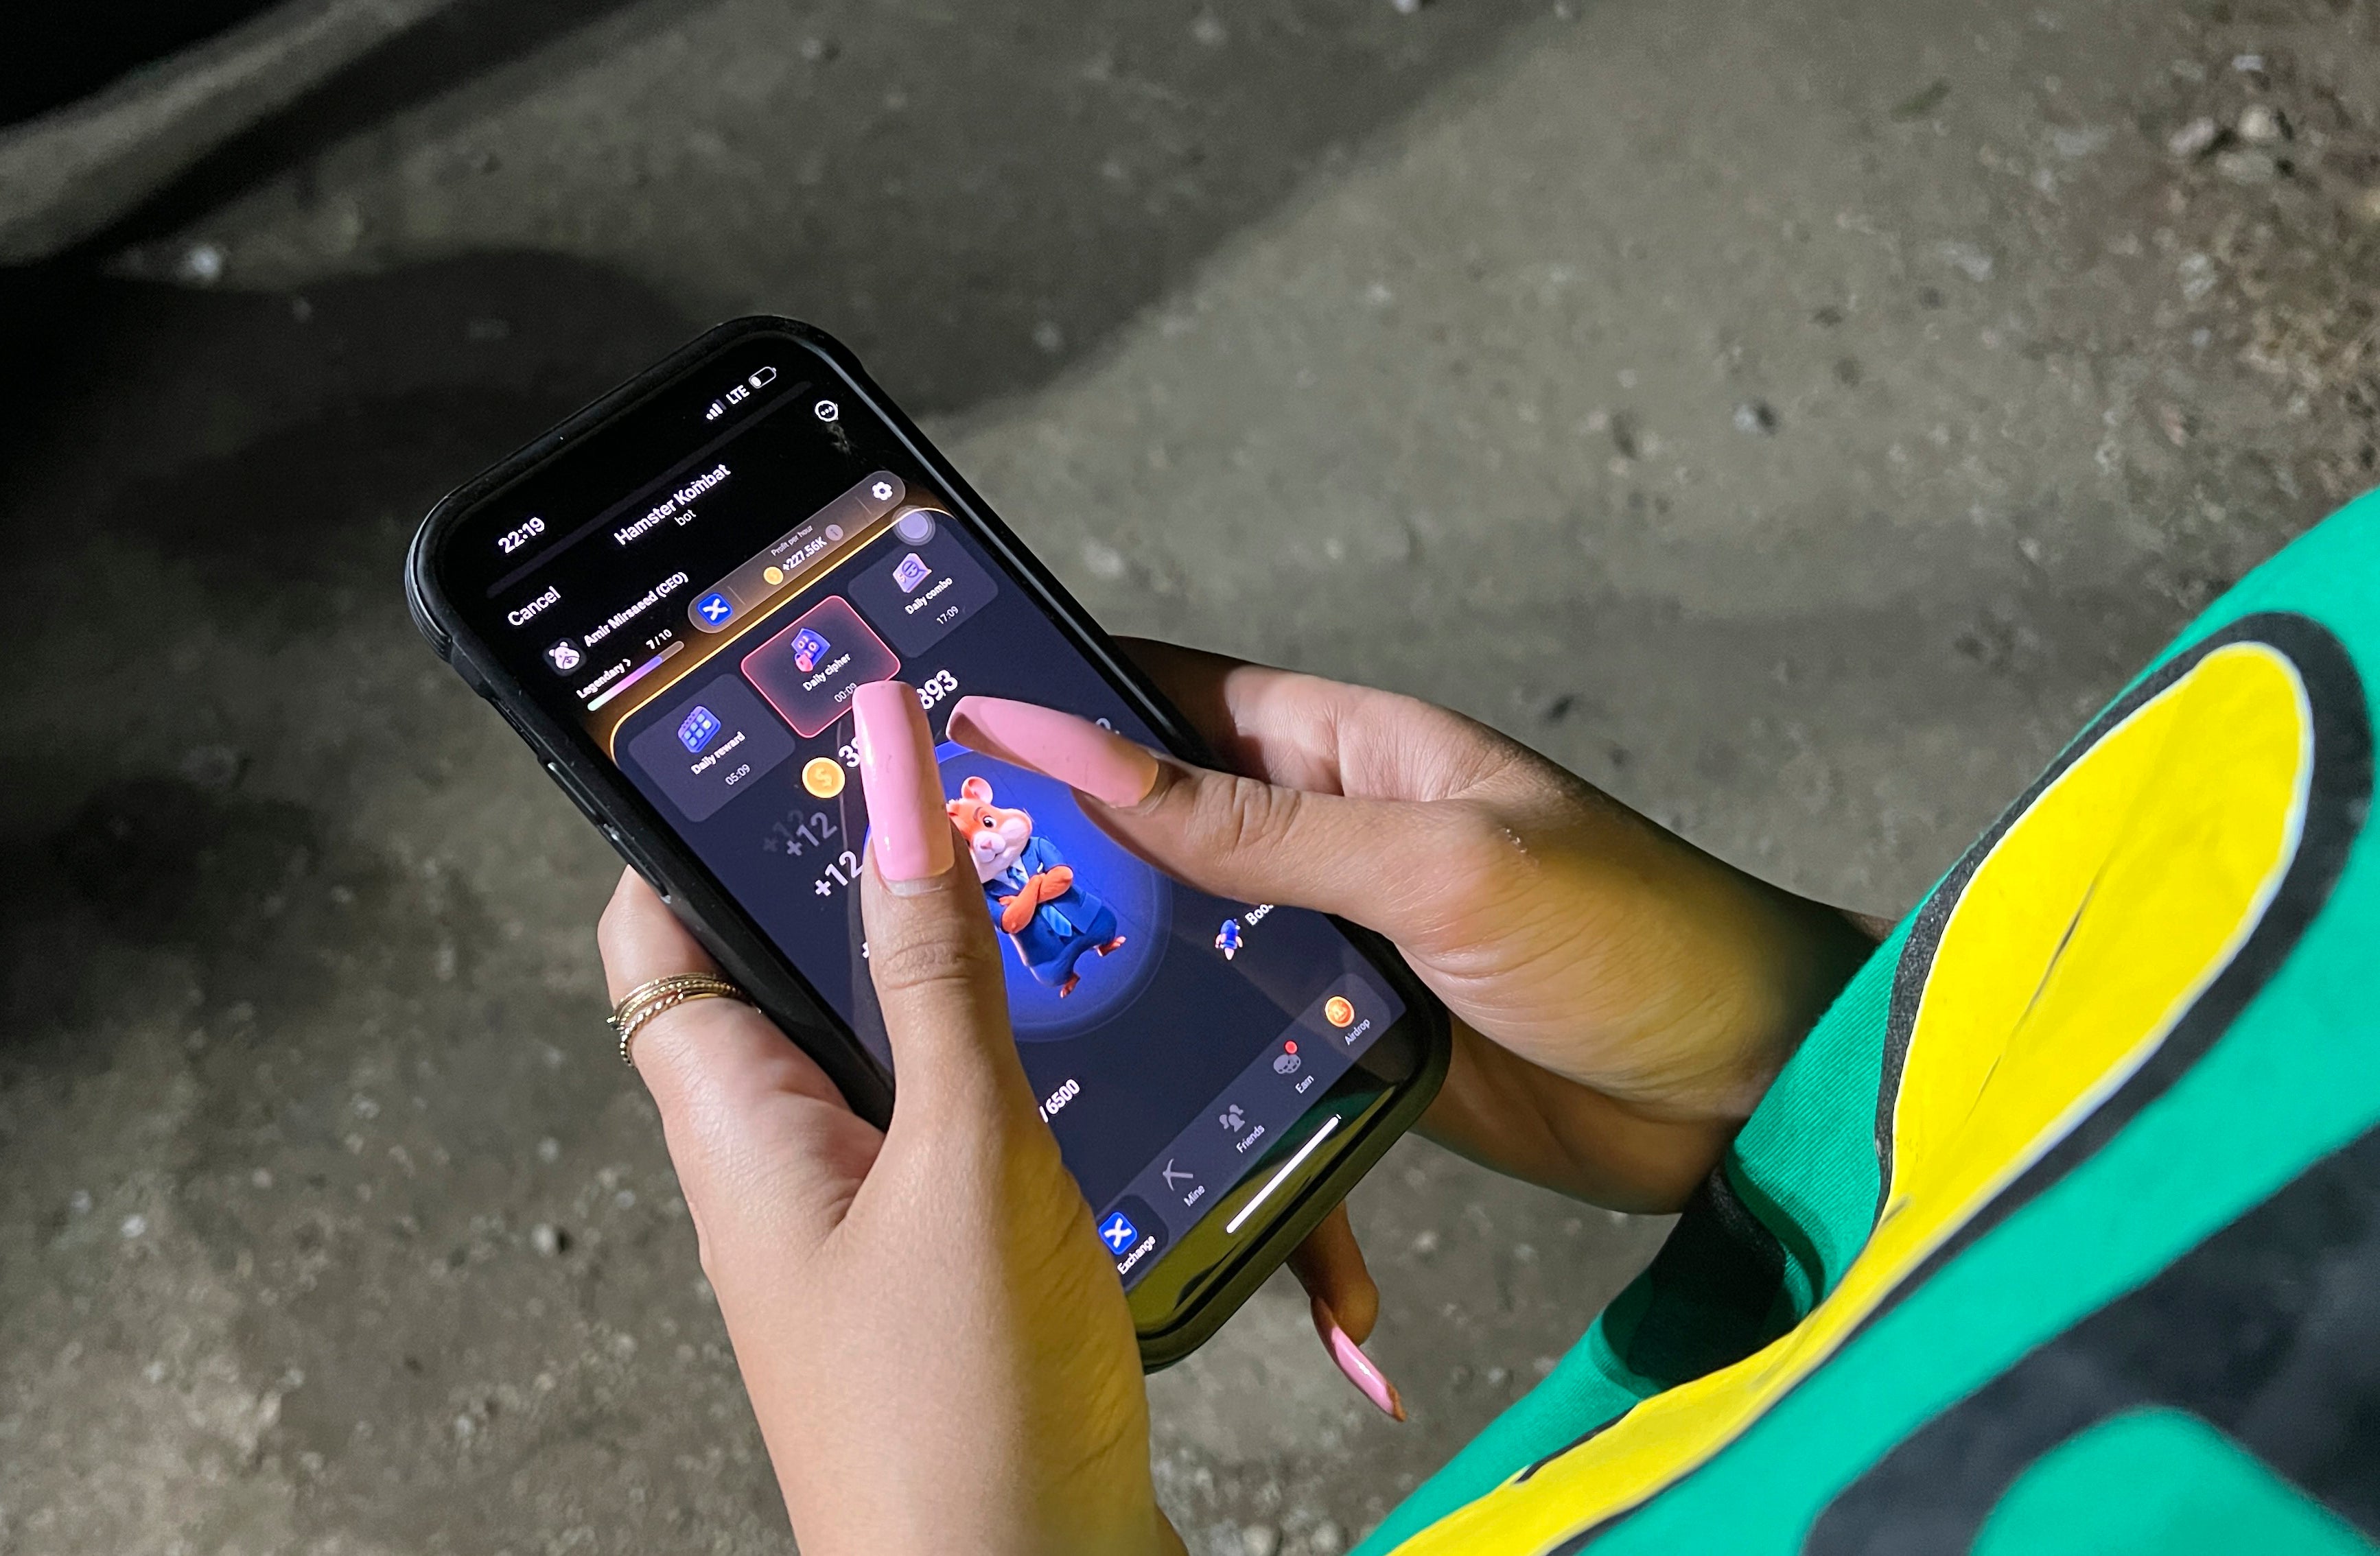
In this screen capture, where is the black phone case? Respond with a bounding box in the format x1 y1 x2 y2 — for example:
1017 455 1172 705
405 316 1449 1368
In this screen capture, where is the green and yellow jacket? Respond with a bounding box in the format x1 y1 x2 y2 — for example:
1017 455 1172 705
1363 493 2380 1555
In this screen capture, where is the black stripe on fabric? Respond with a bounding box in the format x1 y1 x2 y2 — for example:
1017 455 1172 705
1805 1124 2380 1552
1541 613 2370 1555
1871 847 1965 1226
1515 1417 1620 1492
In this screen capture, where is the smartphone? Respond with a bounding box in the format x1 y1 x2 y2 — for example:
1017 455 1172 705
405 317 1449 1365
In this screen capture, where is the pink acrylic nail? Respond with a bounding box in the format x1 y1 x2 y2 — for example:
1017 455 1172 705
852 681 953 883
1311 1296 1407 1422
945 696 1160 808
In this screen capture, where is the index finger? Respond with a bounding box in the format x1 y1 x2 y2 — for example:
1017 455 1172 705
1117 637 1519 804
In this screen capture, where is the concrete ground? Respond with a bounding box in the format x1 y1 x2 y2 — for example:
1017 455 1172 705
3 1 2376 1552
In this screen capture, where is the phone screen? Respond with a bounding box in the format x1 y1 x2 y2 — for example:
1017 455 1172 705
428 332 1421 1295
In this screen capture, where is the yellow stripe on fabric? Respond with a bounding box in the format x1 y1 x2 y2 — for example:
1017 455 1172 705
1390 643 2312 1555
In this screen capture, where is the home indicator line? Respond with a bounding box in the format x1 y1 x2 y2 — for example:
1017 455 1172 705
1225 1113 1342 1236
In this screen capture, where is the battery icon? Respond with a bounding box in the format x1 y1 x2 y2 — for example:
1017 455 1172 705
749 366 777 390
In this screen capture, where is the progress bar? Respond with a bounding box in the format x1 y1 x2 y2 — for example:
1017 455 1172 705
586 641 684 711
1225 1113 1342 1236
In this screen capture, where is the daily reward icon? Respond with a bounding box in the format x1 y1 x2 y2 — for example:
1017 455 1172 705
677 705 722 754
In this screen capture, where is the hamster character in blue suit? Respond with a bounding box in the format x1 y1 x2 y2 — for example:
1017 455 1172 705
946 776 1127 996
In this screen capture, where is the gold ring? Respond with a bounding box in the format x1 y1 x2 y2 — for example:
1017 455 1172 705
608 974 750 1066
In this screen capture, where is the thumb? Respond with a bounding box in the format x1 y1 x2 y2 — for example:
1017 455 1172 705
946 696 1474 939
852 681 1038 1134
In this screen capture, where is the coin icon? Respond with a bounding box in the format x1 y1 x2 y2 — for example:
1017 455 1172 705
1323 995 1355 1028
802 757 846 798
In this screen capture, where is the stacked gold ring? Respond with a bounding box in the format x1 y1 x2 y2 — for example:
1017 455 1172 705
609 974 752 1066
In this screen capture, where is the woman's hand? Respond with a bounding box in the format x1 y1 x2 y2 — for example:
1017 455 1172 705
599 681 1180 1556
944 648 1875 1378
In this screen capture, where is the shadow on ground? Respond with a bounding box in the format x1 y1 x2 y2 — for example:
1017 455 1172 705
0 8 1580 1551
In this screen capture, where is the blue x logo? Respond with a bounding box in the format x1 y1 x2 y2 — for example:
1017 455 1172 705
695 591 734 626
1097 1212 1140 1253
